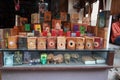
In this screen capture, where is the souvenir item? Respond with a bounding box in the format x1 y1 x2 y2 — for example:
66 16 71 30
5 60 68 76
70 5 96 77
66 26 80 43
19 32 27 37
42 22 50 33
51 29 57 36
82 56 95 64
71 23 80 32
60 12 67 21
76 31 80 37
27 32 34 37
47 53 54 64
52 19 61 30
58 29 63 36
94 37 103 49
82 17 90 25
80 26 86 35
53 54 63 64
40 53 47 64
71 32 76 37
37 37 46 50
85 37 94 49
31 13 40 24
93 56 105 64
19 17 28 26
44 11 51 21
27 37 37 49
76 37 85 50
70 13 79 23
63 22 71 32
13 51 23 65
34 24 41 33
4 52 14 66
10 27 19 36
30 52 40 65
71 53 80 63
47 37 56 49
8 36 17 49
66 31 71 37
42 30 47 37
57 37 66 50
25 24 31 31
24 51 31 64
64 53 71 64
67 37 76 50
34 31 40 37
18 36 27 49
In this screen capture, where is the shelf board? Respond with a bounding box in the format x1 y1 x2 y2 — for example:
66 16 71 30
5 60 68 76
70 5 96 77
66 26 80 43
1 64 113 71
0 49 114 52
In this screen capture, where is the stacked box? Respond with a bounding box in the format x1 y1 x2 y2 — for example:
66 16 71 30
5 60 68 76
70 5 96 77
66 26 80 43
52 19 61 30
10 27 19 36
44 11 51 21
70 13 79 23
18 37 27 49
60 12 67 21
31 13 40 24
94 37 103 49
85 37 94 49
37 37 46 50
34 24 41 33
42 22 50 33
67 37 76 50
76 37 85 50
27 37 37 49
8 36 18 49
47 37 56 49
57 37 66 50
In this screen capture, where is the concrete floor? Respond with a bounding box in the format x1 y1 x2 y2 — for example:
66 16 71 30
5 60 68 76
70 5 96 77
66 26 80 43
108 44 120 80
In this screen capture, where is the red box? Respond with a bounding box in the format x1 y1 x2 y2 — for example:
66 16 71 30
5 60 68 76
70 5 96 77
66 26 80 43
47 37 56 49
67 37 76 50
94 37 103 49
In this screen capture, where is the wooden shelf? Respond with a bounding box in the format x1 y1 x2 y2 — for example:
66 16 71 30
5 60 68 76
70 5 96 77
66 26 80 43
1 64 113 71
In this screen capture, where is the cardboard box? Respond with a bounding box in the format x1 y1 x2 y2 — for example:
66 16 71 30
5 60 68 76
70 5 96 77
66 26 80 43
27 37 37 49
57 37 66 50
44 11 51 21
8 36 18 49
85 37 94 49
47 37 56 49
67 37 76 50
37 37 46 50
76 37 85 50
